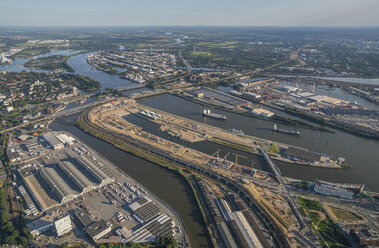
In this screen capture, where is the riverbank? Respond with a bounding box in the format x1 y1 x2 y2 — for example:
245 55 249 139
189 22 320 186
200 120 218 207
283 107 379 140
174 91 331 132
76 109 213 248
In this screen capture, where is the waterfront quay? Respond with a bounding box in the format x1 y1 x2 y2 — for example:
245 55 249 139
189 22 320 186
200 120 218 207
9 131 186 247
82 98 378 248
127 99 343 168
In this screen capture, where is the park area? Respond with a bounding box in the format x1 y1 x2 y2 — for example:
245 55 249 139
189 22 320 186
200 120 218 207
297 197 352 248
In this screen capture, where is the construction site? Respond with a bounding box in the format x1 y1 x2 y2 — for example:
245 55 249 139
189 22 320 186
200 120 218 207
81 98 331 247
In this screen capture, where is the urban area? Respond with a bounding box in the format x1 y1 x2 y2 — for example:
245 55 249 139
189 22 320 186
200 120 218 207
0 26 378 248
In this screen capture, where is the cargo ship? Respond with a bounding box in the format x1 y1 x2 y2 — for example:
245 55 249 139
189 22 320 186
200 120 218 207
202 109 227 120
272 124 300 135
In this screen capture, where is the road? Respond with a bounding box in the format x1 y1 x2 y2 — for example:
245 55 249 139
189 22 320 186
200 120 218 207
259 145 318 247
79 108 290 248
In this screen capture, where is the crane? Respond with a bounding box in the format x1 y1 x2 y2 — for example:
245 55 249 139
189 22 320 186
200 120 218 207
212 149 221 158
224 152 230 160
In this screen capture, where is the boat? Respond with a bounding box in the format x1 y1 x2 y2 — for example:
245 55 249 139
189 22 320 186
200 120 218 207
202 109 226 120
228 128 244 135
272 124 300 135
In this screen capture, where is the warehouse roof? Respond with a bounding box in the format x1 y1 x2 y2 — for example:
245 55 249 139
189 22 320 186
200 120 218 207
58 161 97 192
75 157 112 185
40 167 79 203
284 147 321 162
42 133 63 148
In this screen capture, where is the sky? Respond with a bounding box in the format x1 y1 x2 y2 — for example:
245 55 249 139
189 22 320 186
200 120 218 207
1 0 379 27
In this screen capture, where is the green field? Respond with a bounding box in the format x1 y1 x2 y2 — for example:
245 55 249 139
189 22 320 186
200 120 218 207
298 197 351 248
329 206 363 222
24 55 75 72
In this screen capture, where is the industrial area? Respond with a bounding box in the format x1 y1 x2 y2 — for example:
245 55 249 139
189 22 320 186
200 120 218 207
76 96 379 248
6 131 186 247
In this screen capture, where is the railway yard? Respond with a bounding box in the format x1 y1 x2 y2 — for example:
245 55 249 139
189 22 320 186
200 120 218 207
75 97 379 248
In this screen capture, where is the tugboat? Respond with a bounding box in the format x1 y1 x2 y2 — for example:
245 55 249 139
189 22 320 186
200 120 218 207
202 109 227 120
272 124 300 135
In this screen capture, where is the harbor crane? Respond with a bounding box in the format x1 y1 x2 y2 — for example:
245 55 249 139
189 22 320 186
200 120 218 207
212 149 221 158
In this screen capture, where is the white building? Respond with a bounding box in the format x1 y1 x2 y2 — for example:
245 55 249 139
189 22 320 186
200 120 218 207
55 215 73 237
314 184 354 199
42 133 64 150
251 108 274 118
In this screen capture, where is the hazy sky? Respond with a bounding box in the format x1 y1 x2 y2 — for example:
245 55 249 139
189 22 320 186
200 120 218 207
1 0 378 27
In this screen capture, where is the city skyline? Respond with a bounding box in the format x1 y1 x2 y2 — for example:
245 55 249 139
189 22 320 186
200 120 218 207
1 0 379 27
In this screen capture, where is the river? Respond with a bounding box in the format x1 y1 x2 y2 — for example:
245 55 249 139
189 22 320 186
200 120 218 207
2 50 379 245
278 75 379 86
50 121 211 248
138 93 379 192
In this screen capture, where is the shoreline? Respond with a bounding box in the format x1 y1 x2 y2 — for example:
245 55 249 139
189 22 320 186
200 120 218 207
75 110 213 247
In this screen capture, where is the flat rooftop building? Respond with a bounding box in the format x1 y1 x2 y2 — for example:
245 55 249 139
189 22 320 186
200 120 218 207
42 133 64 150
86 219 112 241
284 147 321 163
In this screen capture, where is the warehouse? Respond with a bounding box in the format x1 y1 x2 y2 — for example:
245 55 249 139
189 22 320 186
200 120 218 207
38 158 113 205
86 219 112 242
39 167 79 204
42 133 64 150
56 134 75 146
58 161 98 193
284 147 321 163
129 196 161 223
126 213 174 243
75 156 113 187
251 108 274 118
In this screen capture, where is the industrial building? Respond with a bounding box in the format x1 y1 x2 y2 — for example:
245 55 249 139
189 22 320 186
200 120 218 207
86 219 112 241
313 183 354 199
42 133 64 150
56 133 75 146
251 108 274 118
129 196 161 223
38 157 113 205
39 167 80 204
284 147 321 163
54 215 73 237
189 87 249 108
75 156 113 187
125 213 174 243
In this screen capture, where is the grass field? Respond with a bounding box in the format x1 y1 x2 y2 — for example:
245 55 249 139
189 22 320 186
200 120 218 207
298 197 352 248
329 206 363 222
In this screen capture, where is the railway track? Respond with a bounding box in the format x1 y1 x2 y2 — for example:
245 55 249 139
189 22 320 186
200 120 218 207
78 108 290 247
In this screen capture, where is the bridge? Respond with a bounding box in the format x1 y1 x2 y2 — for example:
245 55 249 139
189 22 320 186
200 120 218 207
259 144 314 241
80 114 290 248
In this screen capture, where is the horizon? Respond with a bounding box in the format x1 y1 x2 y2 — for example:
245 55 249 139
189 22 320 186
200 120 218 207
1 0 379 27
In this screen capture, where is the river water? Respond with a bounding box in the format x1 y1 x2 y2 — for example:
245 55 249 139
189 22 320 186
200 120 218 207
2 50 379 245
138 93 379 192
278 75 379 86
67 53 136 91
50 121 211 248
